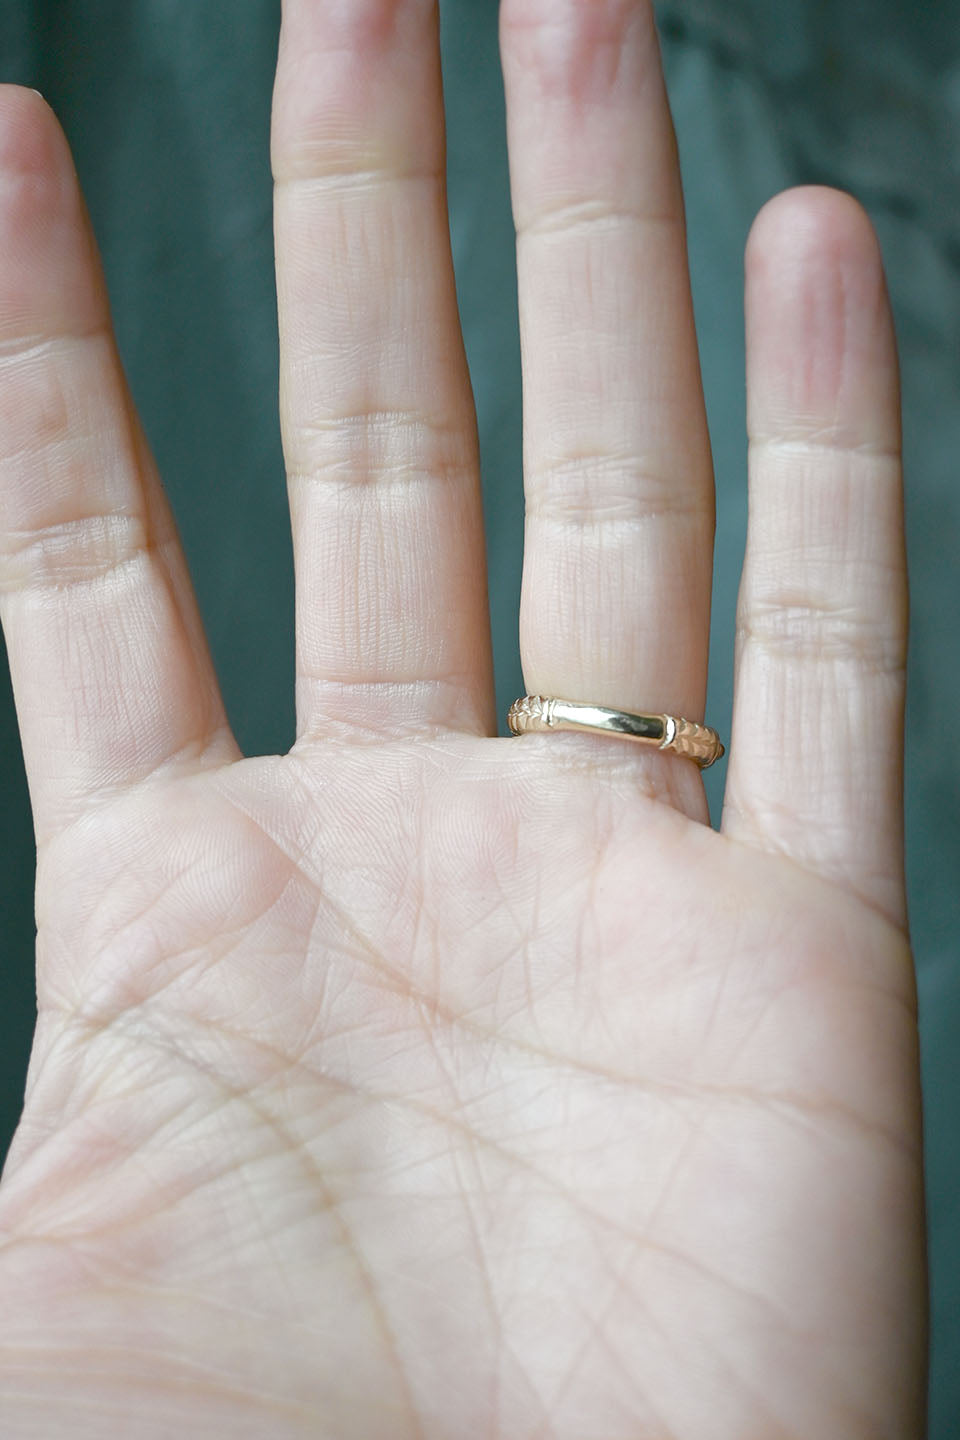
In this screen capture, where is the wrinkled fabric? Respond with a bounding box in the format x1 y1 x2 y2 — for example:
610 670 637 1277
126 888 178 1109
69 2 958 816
0 2 957 1430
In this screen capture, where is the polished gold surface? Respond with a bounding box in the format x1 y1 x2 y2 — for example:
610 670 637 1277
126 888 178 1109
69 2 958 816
507 696 725 770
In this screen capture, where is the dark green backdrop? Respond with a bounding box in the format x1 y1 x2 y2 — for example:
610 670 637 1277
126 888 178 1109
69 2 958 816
1 2 957 1432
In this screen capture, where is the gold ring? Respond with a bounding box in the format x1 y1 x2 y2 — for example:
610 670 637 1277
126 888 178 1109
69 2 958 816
507 695 725 769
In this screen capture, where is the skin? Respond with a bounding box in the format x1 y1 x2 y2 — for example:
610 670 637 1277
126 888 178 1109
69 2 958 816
0 2 927 1436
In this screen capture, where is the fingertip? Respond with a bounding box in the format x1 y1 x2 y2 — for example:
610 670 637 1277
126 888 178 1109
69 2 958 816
0 87 98 345
0 83 77 246
746 185 882 274
0 85 68 182
744 186 899 450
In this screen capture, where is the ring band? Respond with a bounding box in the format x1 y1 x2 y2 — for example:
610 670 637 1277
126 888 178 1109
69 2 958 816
507 695 725 770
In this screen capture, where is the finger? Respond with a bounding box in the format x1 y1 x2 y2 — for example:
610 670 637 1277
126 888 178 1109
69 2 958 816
0 88 238 845
500 0 715 791
721 187 908 928
272 0 494 742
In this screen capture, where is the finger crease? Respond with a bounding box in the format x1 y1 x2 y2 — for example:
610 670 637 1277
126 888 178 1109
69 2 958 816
0 512 163 595
736 603 905 676
517 198 681 242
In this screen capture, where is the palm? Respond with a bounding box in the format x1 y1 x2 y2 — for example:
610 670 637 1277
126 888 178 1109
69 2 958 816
1 743 920 1436
0 3 926 1438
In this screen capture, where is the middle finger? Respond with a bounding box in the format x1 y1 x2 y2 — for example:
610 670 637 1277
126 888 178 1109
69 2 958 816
273 0 494 742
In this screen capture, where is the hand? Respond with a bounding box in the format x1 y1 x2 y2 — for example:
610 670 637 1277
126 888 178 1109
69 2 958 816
0 3 926 1437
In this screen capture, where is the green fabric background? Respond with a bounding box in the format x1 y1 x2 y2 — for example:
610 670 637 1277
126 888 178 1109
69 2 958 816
1 1 957 1430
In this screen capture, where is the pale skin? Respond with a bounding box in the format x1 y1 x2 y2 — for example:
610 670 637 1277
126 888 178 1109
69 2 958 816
0 0 927 1435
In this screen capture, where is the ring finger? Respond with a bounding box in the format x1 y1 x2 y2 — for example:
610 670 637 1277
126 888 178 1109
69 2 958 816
500 0 715 806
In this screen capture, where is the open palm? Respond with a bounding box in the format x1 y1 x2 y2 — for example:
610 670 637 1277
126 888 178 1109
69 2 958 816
0 3 926 1437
